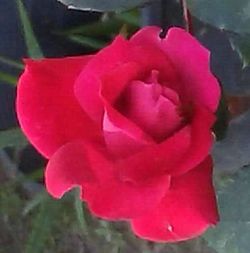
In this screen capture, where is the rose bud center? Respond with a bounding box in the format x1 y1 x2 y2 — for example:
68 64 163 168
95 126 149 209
115 70 184 142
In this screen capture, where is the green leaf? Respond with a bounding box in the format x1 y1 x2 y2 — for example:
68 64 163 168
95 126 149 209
0 128 28 148
25 196 59 253
0 71 18 85
57 0 149 12
68 35 107 49
212 110 250 175
74 191 88 235
0 56 24 70
230 34 250 67
16 0 43 58
204 167 250 253
187 0 250 34
22 190 47 216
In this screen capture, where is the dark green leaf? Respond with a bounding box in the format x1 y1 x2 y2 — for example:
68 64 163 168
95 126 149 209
25 196 60 253
212 110 250 175
74 191 88 235
188 0 250 34
57 0 149 12
16 0 43 58
204 167 250 253
68 35 107 49
230 34 250 67
0 56 24 70
0 128 28 148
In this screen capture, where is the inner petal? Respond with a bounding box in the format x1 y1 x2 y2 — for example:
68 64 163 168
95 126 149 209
116 72 184 142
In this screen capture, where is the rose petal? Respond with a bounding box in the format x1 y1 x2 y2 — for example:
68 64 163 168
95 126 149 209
75 34 179 124
131 26 220 112
45 141 96 199
16 56 100 158
103 110 152 157
131 156 219 242
122 80 183 141
119 105 215 182
45 140 170 219
84 174 170 220
74 36 129 123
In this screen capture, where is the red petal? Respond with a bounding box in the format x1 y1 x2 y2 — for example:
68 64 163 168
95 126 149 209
16 56 101 158
46 140 170 219
103 110 152 157
74 34 179 124
131 156 219 242
84 174 170 220
131 26 220 112
74 36 129 123
118 105 215 182
45 141 96 199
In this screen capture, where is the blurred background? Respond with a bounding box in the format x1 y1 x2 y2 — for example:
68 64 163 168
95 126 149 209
0 0 250 252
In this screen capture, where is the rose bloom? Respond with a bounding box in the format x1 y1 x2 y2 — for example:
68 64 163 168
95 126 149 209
17 26 220 242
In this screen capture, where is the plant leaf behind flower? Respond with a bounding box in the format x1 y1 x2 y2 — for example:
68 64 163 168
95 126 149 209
57 0 150 12
188 0 250 35
16 0 43 58
204 167 250 253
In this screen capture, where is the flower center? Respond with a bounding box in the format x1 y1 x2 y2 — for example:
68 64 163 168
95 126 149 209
115 70 184 142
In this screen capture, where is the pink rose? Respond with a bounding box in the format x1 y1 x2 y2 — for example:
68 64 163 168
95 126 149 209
17 26 220 242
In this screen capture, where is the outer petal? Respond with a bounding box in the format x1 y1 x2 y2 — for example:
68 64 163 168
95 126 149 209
131 26 220 112
84 174 170 220
45 141 170 220
16 56 101 158
119 105 215 183
131 156 219 242
45 141 96 198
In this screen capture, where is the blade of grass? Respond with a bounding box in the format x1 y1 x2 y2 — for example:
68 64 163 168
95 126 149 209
57 18 122 37
16 0 43 58
0 71 18 86
74 191 88 236
0 56 24 70
68 35 106 49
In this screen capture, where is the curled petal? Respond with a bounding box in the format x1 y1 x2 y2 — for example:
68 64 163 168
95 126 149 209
119 105 215 182
131 26 220 112
131 156 219 242
45 141 96 199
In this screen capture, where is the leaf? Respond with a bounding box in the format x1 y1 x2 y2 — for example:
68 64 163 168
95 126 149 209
57 11 138 37
22 190 47 216
0 71 18 86
0 128 28 148
25 195 59 253
74 191 88 235
229 33 250 67
16 0 43 58
57 0 149 12
0 56 24 70
212 110 250 175
204 167 250 253
67 35 107 49
187 0 250 34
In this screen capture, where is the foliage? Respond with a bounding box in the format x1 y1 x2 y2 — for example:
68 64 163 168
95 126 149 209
0 128 28 149
204 167 250 253
17 0 43 58
57 0 149 11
